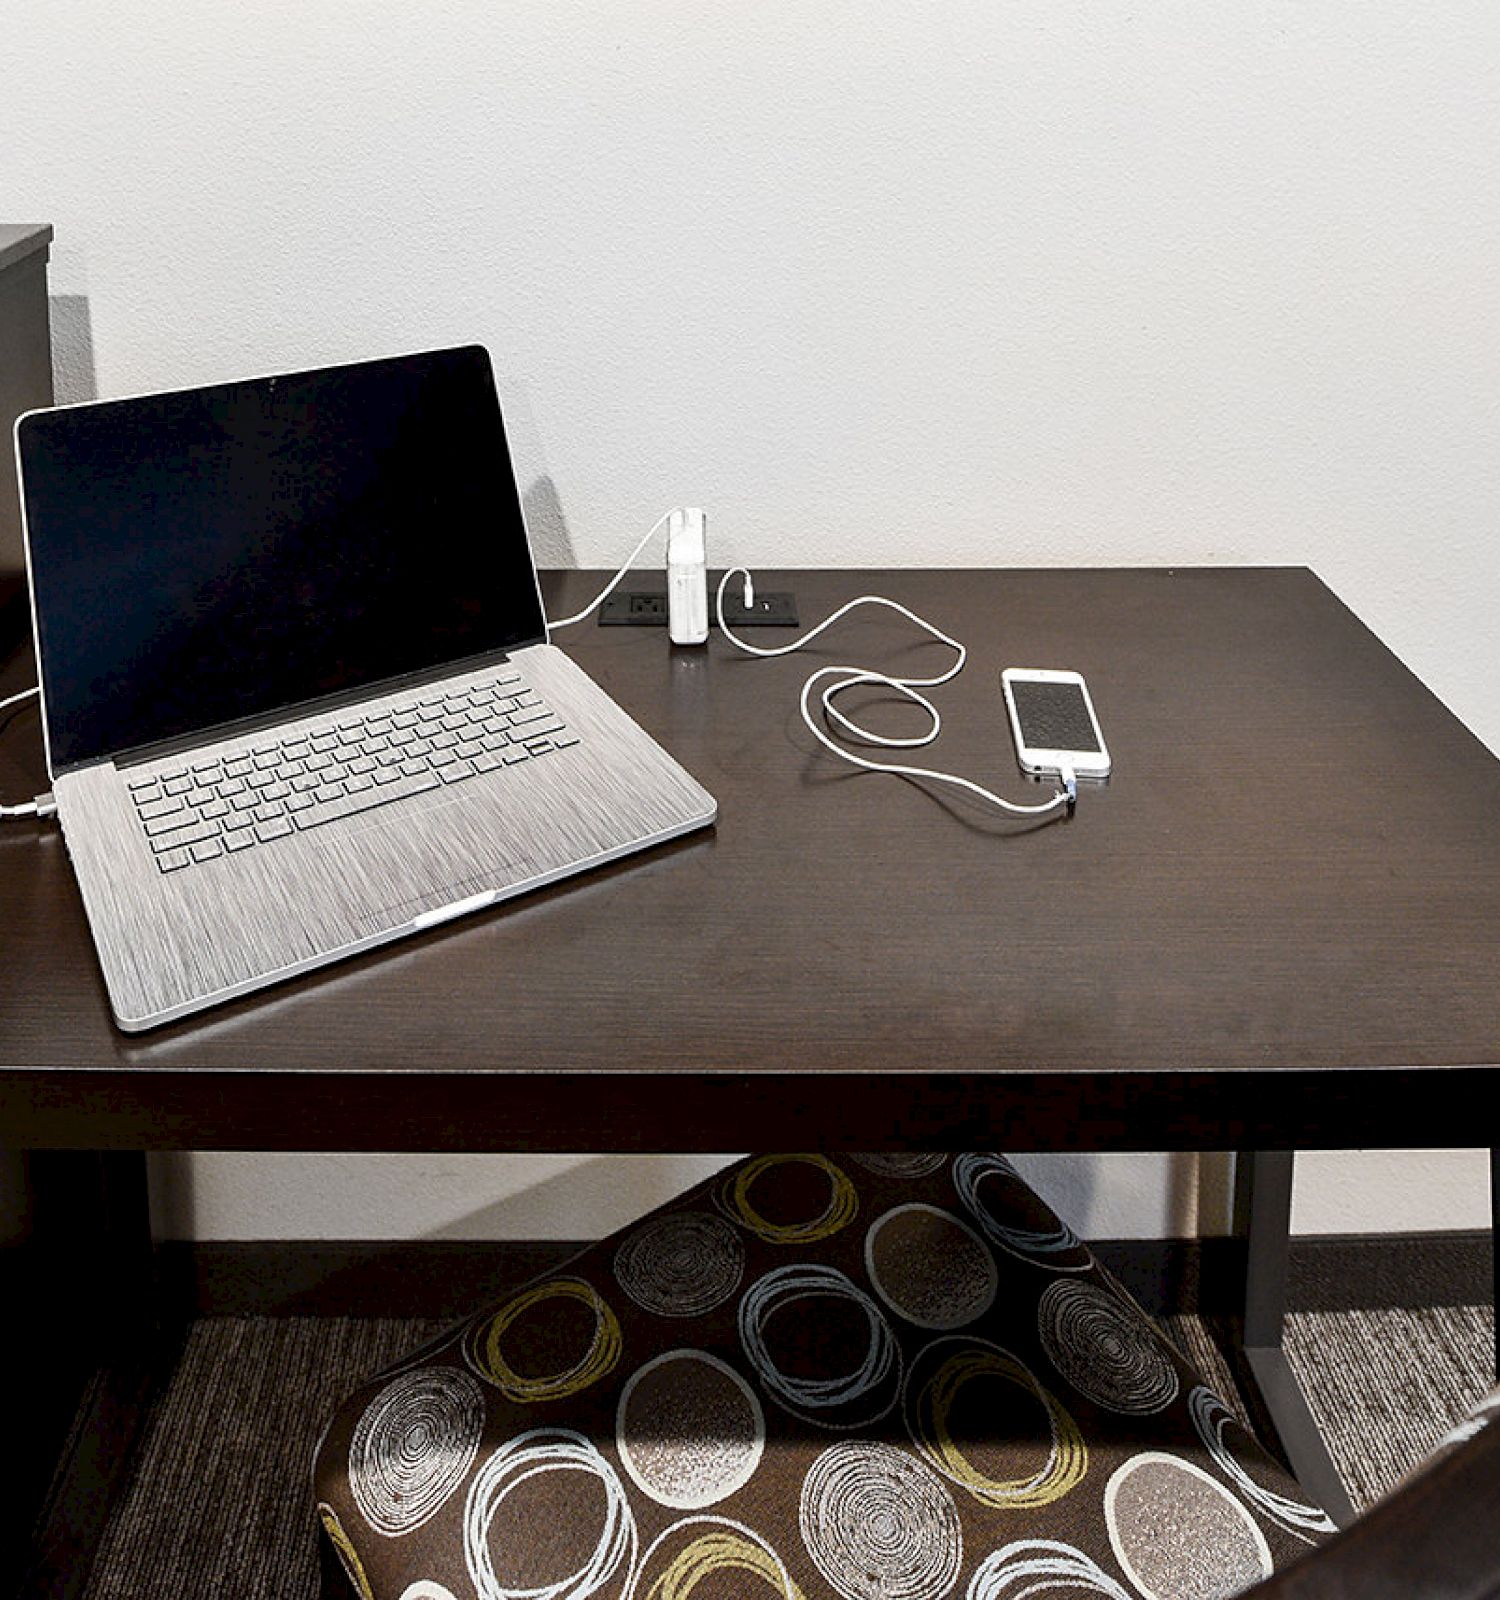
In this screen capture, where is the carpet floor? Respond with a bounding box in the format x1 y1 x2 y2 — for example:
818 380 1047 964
77 1304 1495 1599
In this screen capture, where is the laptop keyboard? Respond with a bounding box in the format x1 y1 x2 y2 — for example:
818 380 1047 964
126 670 580 873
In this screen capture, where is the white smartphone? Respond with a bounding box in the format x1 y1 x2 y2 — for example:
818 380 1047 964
1001 668 1111 780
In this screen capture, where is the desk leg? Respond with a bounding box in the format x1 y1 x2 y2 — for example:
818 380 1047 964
1232 1150 1358 1529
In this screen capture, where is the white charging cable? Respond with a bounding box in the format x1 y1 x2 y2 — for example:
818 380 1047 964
0 685 53 820
547 510 676 631
714 568 1070 820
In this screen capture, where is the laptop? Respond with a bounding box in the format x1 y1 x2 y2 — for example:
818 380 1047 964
14 345 717 1031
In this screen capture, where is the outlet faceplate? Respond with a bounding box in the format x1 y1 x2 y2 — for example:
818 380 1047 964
599 592 669 625
598 589 799 626
719 591 799 627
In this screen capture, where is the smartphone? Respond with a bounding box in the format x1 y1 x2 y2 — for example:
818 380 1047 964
1001 668 1111 779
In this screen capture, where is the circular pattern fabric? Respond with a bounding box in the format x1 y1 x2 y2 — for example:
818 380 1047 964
614 1211 745 1318
1104 1452 1272 1600
1037 1280 1180 1416
630 1515 807 1599
465 1278 622 1403
966 1540 1134 1600
723 1155 860 1244
738 1263 903 1429
952 1155 1091 1272
903 1337 1087 1510
349 1367 486 1537
1188 1387 1338 1541
864 1204 998 1330
463 1428 637 1600
850 1154 949 1179
616 1350 765 1509
798 1441 963 1600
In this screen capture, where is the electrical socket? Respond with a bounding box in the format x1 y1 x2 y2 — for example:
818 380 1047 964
599 592 669 626
720 590 799 627
598 588 799 627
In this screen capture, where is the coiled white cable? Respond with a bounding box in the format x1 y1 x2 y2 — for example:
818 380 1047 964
714 568 1069 820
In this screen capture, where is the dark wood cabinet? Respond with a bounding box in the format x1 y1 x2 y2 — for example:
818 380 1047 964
0 223 54 649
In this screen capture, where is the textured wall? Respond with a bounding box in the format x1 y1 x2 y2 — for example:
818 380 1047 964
9 0 1496 1239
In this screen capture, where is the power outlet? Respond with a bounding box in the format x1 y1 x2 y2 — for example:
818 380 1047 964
720 590 799 627
599 592 669 626
598 588 799 626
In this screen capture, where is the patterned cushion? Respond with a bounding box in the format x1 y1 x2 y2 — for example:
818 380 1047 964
312 1153 1333 1600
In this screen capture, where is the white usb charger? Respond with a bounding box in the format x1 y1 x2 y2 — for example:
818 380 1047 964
666 507 708 645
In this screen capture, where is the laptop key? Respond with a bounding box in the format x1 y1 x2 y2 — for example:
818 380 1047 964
190 839 224 863
435 760 475 784
502 747 531 765
294 770 440 830
223 827 255 851
255 818 293 843
156 848 191 872
138 796 184 821
149 819 219 850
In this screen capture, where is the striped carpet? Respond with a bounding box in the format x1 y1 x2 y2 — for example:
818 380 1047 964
78 1304 1495 1600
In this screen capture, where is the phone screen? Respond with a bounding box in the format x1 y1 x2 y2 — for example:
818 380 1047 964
1010 679 1100 752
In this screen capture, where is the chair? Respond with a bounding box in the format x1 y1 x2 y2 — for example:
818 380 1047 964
312 1152 1336 1599
1239 1388 1500 1600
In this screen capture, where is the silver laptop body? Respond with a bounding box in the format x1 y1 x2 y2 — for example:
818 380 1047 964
15 346 716 1031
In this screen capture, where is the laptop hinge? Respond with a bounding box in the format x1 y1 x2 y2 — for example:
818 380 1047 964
109 646 519 771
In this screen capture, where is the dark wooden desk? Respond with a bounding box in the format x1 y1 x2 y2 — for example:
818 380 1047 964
3 567 1499 1147
3 567 1499 1585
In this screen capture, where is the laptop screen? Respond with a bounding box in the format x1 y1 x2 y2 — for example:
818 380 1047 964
18 345 547 771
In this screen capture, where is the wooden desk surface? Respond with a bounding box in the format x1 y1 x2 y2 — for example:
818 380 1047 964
2 567 1497 1152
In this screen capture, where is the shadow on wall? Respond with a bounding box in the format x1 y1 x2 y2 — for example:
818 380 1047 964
522 474 576 569
49 294 97 404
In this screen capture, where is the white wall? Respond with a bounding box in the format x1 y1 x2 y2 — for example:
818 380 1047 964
9 0 1497 1243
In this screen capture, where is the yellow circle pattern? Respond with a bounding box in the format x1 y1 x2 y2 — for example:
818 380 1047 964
318 1503 375 1600
727 1155 858 1244
644 1528 807 1600
471 1277 622 1402
908 1344 1087 1509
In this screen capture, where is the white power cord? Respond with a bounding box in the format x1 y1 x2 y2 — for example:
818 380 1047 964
0 685 53 820
714 568 1070 820
547 510 676 631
